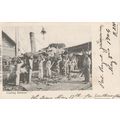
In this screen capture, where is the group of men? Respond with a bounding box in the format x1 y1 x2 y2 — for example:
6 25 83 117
36 50 91 83
6 49 91 86
8 54 33 85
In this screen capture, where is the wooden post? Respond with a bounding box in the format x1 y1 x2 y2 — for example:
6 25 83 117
29 32 35 83
15 27 19 56
15 27 20 86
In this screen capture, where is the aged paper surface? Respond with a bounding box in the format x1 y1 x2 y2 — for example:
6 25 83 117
0 22 120 99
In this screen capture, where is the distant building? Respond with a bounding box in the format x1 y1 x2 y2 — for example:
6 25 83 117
66 42 91 53
49 43 66 49
2 31 16 57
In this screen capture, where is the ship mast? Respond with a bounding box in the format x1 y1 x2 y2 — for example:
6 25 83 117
15 27 19 57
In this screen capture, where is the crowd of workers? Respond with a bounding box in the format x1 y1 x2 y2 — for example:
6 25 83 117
3 48 92 86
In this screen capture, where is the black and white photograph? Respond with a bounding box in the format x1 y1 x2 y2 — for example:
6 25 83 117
2 23 92 91
0 1 120 120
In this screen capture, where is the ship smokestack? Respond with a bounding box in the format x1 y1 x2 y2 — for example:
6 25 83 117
30 32 36 53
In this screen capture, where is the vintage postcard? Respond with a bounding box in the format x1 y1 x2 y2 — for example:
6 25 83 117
0 22 120 99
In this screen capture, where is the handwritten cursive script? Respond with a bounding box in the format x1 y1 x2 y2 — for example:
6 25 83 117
97 23 118 89
31 93 120 99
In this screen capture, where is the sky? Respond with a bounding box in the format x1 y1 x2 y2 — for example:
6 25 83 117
2 23 92 53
